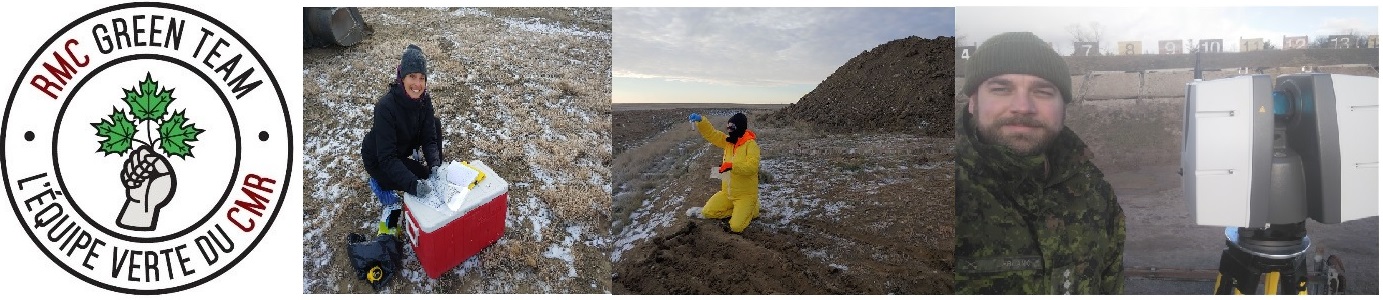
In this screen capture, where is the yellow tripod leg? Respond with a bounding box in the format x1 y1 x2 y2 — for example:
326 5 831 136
1299 276 1308 295
1265 271 1280 295
1213 274 1222 294
1215 273 1247 295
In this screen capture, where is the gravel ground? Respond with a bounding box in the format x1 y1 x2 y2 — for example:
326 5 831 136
1112 165 1378 295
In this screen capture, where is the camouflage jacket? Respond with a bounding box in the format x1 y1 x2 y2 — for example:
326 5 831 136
954 111 1125 294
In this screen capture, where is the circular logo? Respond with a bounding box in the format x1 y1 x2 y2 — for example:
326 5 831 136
3 3 291 294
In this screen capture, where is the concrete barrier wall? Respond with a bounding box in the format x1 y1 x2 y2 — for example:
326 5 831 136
1066 97 1186 172
955 66 1379 172
957 48 1379 76
958 66 1376 100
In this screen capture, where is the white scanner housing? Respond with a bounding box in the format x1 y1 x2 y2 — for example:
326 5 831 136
1182 74 1378 227
1279 74 1379 224
1183 75 1275 227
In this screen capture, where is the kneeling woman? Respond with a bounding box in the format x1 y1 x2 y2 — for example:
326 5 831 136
685 112 760 233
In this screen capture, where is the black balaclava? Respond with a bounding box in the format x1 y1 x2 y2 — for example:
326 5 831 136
726 113 748 144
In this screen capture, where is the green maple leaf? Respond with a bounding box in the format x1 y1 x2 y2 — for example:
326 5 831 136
91 108 138 155
124 72 175 121
157 110 203 158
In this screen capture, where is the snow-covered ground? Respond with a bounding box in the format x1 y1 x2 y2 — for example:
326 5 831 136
303 7 611 294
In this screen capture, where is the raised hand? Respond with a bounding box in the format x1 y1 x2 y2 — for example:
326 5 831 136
117 145 177 231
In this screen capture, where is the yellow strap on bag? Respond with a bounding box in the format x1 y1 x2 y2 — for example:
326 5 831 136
366 266 383 283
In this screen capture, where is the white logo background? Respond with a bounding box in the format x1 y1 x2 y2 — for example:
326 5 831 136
55 61 238 239
2 1 301 296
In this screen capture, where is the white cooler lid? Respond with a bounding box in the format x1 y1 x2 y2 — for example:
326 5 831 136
404 160 509 232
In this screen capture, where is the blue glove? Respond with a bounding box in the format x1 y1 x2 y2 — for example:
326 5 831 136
689 113 701 123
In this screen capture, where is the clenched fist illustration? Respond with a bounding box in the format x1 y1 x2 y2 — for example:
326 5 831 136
116 145 178 231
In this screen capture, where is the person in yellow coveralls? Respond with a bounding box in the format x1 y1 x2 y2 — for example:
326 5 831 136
683 112 761 233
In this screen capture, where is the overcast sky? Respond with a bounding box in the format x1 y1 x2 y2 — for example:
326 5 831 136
613 7 955 104
957 7 1377 55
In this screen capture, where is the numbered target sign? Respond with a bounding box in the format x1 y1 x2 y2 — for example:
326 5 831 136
1198 39 1224 53
1369 35 1379 48
1241 38 1264 52
1118 41 1142 55
1159 40 1183 54
1072 42 1099 56
1328 35 1355 49
957 46 976 60
1284 36 1308 49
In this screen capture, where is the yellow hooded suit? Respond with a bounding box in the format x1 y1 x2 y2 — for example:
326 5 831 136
693 116 760 232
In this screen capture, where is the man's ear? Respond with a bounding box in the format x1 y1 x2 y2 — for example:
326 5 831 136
967 94 978 115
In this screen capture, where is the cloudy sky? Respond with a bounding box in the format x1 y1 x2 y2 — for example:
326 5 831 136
613 7 955 104
957 7 1377 55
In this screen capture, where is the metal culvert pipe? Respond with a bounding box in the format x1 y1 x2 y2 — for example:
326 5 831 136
304 7 368 48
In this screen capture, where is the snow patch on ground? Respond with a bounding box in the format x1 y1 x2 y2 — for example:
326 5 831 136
523 196 554 242
523 144 561 190
451 255 483 277
502 17 611 39
449 7 490 17
757 157 855 227
397 244 443 294
302 99 375 293
544 225 584 277
612 193 684 262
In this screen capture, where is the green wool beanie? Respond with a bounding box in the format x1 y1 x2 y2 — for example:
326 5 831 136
964 32 1073 103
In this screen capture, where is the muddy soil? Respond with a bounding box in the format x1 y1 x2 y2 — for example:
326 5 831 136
611 109 954 294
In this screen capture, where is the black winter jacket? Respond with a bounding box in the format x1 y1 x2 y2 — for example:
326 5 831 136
361 83 442 194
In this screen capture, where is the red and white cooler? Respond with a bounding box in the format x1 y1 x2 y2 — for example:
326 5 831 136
402 160 508 279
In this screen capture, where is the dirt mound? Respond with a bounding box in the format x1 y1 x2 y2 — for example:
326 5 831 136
762 36 955 136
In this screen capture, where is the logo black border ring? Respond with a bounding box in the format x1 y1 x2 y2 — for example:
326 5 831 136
2 2 292 295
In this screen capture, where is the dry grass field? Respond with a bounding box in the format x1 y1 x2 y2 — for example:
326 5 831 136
302 7 611 294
